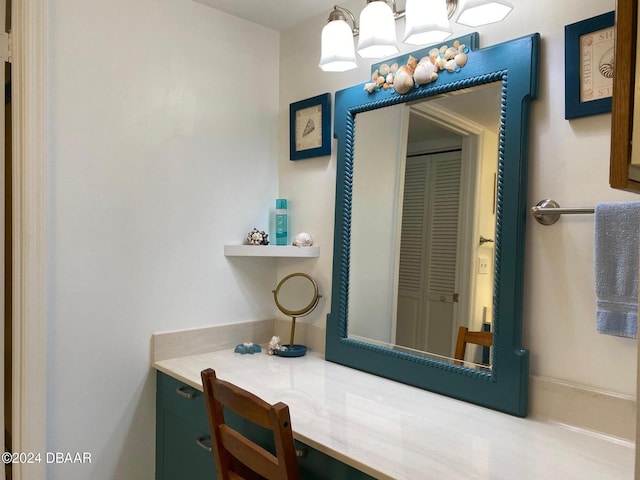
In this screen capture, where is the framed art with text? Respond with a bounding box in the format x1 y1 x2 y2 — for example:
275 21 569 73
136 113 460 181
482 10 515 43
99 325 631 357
565 11 615 119
289 93 331 160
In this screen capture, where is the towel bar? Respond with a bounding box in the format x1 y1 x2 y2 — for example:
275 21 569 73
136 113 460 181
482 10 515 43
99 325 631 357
531 199 595 225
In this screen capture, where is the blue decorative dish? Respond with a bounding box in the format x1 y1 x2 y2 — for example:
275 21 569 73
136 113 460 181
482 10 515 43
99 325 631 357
274 344 307 357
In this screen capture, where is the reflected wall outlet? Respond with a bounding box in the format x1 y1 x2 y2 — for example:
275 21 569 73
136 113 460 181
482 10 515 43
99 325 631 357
478 256 490 275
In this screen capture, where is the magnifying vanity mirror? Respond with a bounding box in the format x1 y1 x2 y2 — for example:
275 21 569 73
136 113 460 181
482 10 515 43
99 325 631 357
273 273 321 357
327 33 540 416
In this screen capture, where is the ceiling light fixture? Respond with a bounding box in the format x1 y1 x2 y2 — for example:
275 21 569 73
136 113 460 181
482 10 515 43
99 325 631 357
456 0 513 27
319 0 513 72
319 6 359 72
357 0 400 59
404 0 452 46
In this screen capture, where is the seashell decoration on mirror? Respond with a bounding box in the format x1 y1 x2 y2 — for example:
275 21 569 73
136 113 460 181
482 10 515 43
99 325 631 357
364 40 470 95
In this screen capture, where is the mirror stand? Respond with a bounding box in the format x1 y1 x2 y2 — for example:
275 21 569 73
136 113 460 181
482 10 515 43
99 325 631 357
272 273 321 357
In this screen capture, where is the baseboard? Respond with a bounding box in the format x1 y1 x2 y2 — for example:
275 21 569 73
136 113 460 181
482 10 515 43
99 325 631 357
529 375 636 441
151 318 275 362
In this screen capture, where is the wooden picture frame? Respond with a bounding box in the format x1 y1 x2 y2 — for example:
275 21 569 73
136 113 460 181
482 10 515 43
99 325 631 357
610 0 640 192
289 93 331 160
564 11 615 119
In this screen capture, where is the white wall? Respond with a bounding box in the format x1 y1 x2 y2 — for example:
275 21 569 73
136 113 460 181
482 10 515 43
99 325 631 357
278 0 638 397
48 1 279 478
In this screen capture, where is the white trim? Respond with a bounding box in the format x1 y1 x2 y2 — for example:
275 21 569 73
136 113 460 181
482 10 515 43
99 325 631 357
410 102 485 136
0 2 6 477
11 0 47 479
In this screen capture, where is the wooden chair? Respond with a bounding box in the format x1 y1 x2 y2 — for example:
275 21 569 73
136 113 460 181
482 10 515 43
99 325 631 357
201 368 300 480
454 326 493 364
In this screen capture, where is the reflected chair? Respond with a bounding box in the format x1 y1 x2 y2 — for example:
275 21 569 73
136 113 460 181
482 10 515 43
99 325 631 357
201 368 301 480
454 326 493 365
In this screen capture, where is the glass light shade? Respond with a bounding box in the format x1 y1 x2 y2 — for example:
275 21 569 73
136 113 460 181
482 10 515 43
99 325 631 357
456 0 513 27
404 0 452 45
357 1 399 59
319 20 358 72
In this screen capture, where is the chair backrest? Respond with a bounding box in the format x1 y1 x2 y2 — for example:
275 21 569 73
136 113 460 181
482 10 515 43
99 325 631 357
201 368 300 480
454 326 493 363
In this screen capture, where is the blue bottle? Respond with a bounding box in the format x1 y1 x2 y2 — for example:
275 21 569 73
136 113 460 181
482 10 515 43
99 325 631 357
276 199 288 245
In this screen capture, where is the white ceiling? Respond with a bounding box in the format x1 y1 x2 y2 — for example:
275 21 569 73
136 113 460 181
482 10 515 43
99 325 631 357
193 0 340 31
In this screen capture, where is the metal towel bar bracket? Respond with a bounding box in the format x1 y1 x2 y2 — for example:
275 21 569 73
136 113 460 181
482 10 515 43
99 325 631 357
530 199 595 226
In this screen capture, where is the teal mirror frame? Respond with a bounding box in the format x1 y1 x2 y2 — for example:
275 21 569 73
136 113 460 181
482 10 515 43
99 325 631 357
326 33 540 417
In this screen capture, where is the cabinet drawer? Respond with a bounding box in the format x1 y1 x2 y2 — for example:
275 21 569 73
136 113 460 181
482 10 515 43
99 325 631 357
158 372 209 430
159 406 216 480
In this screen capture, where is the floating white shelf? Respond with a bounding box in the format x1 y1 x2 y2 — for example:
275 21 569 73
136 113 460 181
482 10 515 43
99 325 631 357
224 245 319 258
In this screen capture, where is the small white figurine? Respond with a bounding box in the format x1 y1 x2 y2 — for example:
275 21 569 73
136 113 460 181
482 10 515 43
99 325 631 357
268 335 287 355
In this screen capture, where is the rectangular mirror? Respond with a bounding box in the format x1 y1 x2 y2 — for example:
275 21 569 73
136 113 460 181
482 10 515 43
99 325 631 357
327 33 540 417
348 83 501 372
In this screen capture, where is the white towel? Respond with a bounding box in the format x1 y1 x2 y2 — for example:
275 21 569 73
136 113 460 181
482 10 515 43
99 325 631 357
594 202 640 338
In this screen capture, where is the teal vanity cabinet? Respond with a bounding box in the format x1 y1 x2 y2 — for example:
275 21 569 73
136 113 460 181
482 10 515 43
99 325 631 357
156 372 215 479
155 371 374 480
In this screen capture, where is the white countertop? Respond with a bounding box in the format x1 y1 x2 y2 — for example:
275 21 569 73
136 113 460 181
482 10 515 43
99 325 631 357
153 349 634 480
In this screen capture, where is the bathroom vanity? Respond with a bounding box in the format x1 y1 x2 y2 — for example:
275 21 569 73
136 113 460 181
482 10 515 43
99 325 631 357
153 346 633 480
153 30 634 480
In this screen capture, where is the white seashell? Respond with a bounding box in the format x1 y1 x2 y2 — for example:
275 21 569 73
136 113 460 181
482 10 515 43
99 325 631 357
439 45 448 55
385 73 394 84
435 56 447 70
293 232 314 246
393 66 414 94
390 63 399 72
445 47 458 60
268 336 285 355
372 69 379 81
379 63 390 75
364 82 377 93
454 52 468 67
444 59 457 72
429 48 440 58
414 61 438 85
457 44 466 53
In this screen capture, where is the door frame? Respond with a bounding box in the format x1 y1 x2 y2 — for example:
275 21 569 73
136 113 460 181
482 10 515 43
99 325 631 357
409 103 486 352
11 1 47 478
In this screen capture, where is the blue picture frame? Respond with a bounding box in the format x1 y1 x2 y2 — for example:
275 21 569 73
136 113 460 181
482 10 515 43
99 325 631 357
564 11 615 119
289 93 332 160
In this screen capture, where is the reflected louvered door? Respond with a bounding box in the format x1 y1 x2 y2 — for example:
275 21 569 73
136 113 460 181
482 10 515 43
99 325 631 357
424 152 461 356
396 151 461 357
396 157 428 350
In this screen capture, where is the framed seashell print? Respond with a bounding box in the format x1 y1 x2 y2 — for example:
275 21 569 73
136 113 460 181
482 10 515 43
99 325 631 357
564 11 615 119
289 93 332 160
